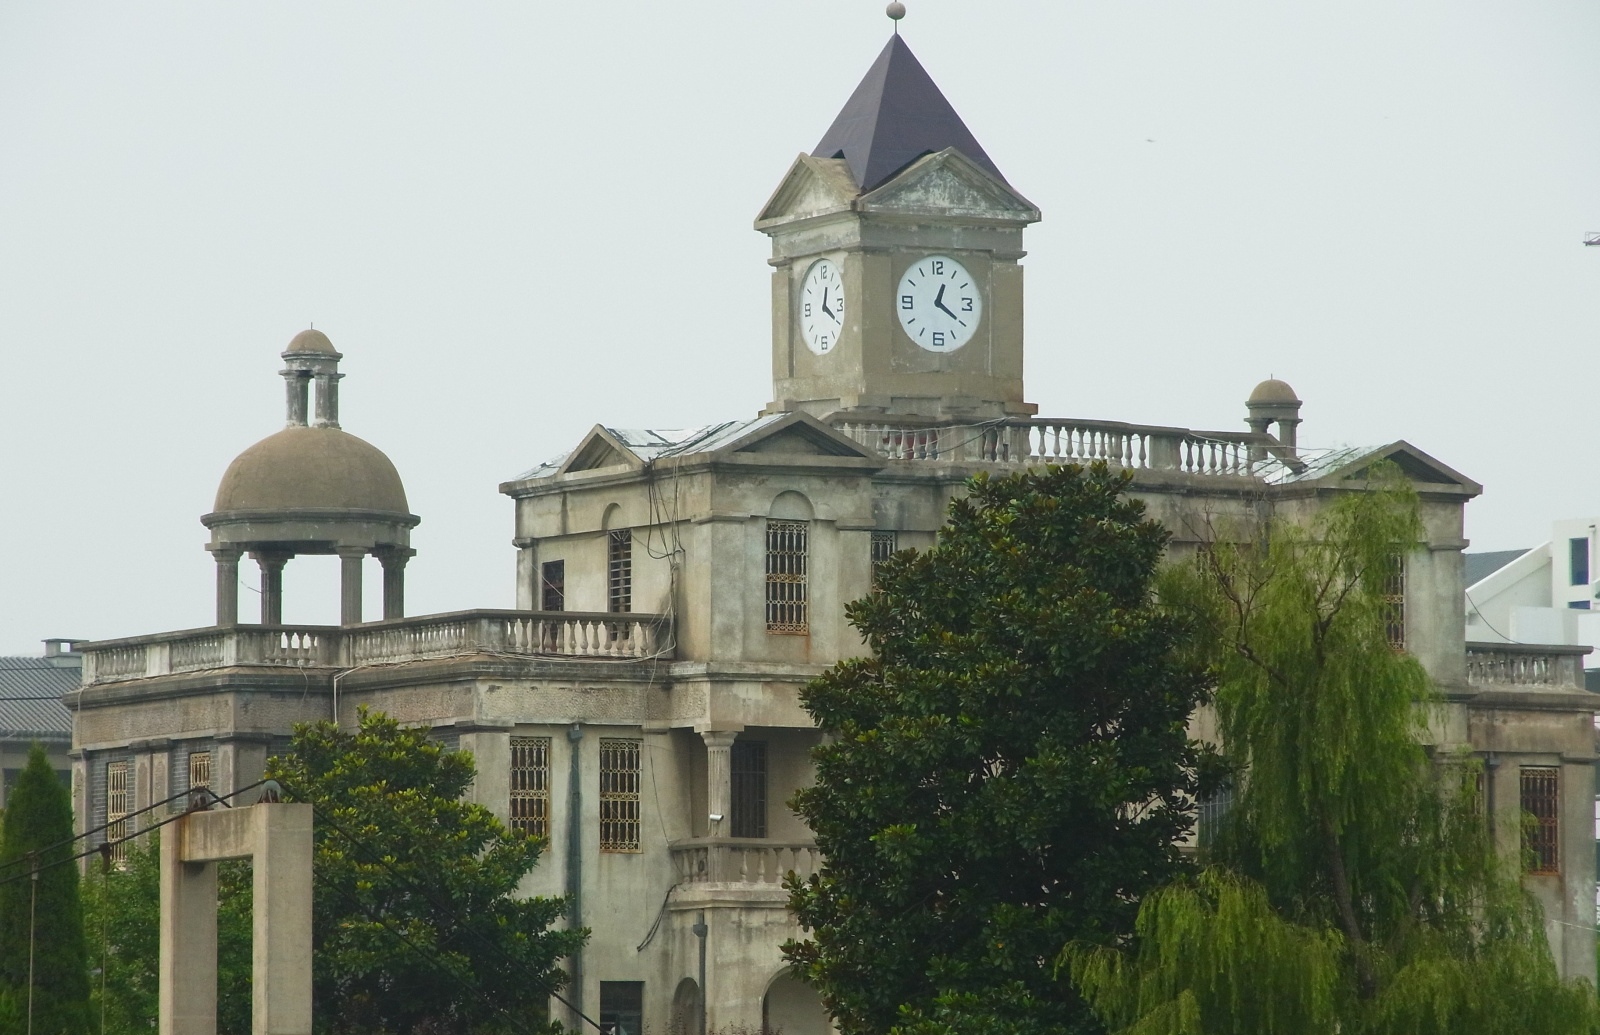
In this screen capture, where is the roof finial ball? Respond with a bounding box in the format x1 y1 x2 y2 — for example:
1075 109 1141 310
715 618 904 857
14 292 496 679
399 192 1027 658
886 2 906 29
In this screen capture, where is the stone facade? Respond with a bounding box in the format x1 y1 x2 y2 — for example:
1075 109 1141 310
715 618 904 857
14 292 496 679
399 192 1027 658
66 30 1596 1035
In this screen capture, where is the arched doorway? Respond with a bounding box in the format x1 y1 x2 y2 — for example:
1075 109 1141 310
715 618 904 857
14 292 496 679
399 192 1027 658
670 977 702 1035
762 973 832 1035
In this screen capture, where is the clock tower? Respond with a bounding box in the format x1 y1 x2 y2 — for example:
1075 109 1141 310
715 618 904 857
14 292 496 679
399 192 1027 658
757 34 1040 423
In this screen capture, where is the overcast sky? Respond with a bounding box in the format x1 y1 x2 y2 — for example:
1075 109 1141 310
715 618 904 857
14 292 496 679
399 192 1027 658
2 2 1596 653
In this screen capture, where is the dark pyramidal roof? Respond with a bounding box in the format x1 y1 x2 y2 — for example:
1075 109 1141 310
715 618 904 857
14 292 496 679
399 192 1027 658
812 35 1005 193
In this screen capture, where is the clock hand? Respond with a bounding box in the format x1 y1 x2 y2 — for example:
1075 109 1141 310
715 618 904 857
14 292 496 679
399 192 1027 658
934 284 956 319
821 287 835 320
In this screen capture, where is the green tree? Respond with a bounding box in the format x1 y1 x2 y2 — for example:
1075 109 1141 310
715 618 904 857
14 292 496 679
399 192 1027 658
0 743 90 1035
81 844 253 1035
1068 473 1600 1034
267 709 585 1035
785 464 1215 1035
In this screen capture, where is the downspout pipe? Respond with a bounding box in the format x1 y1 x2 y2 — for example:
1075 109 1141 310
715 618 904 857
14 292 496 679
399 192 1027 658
566 723 585 1025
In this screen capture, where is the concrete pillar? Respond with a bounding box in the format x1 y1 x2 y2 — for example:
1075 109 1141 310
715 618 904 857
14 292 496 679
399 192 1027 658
70 754 87 842
380 550 411 620
252 805 314 1035
338 548 366 626
212 547 242 626
459 728 512 819
313 373 342 428
159 823 218 1035
701 731 738 837
254 552 290 625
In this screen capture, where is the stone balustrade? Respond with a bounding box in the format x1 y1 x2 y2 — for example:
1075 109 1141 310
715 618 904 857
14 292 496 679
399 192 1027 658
833 417 1302 477
78 609 672 686
670 838 821 885
1465 642 1590 690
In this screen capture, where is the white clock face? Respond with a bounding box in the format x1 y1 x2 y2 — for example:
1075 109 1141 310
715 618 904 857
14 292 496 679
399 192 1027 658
800 258 846 355
896 255 981 353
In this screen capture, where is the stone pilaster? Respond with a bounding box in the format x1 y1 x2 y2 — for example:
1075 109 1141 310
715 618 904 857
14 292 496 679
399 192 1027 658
210 546 242 626
701 731 739 837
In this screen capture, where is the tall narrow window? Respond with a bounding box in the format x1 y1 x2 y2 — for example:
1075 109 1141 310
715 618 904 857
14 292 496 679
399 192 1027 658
1571 537 1590 587
188 750 212 798
1521 766 1560 874
510 736 551 839
871 531 898 587
1382 554 1405 652
766 520 808 633
541 560 565 612
731 740 768 839
106 761 130 864
608 530 633 613
599 739 641 852
599 982 645 1035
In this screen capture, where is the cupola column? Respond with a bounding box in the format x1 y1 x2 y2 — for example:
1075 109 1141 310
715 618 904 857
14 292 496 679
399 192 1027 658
210 546 243 626
313 372 343 429
252 552 290 625
282 371 311 427
378 549 413 620
337 547 366 626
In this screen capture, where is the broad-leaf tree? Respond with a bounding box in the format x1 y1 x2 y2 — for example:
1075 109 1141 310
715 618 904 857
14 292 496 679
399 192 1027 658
786 463 1214 1035
1068 472 1600 1034
267 709 585 1035
0 743 90 1035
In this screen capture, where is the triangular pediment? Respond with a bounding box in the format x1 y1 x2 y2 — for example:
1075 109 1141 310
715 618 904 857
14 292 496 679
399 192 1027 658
1333 441 1481 493
723 412 882 461
557 426 641 476
755 155 859 229
857 149 1039 224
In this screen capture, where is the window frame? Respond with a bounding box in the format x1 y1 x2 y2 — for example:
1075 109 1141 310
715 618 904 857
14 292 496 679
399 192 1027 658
871 531 898 587
599 739 642 853
510 736 552 840
106 760 130 865
765 519 809 634
730 740 768 839
608 530 633 614
541 559 566 612
1520 765 1560 875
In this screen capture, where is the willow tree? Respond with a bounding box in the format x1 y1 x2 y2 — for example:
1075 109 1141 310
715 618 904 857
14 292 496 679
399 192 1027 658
786 464 1215 1035
1067 471 1600 1035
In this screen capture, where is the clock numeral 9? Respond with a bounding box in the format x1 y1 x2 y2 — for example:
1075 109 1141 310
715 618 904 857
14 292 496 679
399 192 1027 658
932 332 946 347
900 295 914 310
804 303 812 317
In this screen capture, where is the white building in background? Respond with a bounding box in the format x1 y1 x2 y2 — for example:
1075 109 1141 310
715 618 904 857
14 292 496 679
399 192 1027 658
1466 519 1600 689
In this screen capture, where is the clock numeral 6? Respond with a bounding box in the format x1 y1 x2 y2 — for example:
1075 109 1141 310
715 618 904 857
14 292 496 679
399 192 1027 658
819 335 829 348
900 295 914 310
932 332 946 347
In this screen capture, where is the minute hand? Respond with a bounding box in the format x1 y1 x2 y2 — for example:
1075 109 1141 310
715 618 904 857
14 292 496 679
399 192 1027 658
933 284 957 319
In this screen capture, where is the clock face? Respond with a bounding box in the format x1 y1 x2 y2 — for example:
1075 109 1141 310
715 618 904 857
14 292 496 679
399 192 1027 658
896 255 981 353
800 258 846 355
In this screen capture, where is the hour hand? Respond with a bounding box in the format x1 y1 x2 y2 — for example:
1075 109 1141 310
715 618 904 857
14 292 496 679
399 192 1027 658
934 284 956 318
821 288 835 320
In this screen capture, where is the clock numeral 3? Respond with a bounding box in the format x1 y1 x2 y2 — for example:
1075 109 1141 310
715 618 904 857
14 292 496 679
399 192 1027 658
961 298 973 312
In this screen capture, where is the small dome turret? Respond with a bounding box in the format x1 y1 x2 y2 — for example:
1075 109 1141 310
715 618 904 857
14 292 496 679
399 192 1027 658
1244 377 1303 456
1248 378 1300 406
202 331 418 629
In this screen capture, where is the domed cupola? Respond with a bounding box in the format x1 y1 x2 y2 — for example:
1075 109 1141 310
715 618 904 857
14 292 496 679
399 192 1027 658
202 330 419 627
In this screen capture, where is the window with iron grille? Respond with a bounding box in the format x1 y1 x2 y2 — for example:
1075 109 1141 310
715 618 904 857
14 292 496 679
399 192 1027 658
731 740 768 839
1197 784 1234 849
510 736 551 839
1382 554 1405 652
608 530 633 613
599 981 644 1035
871 531 898 587
541 559 565 612
766 520 808 633
1521 766 1560 874
106 761 130 865
189 749 212 798
599 739 641 852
